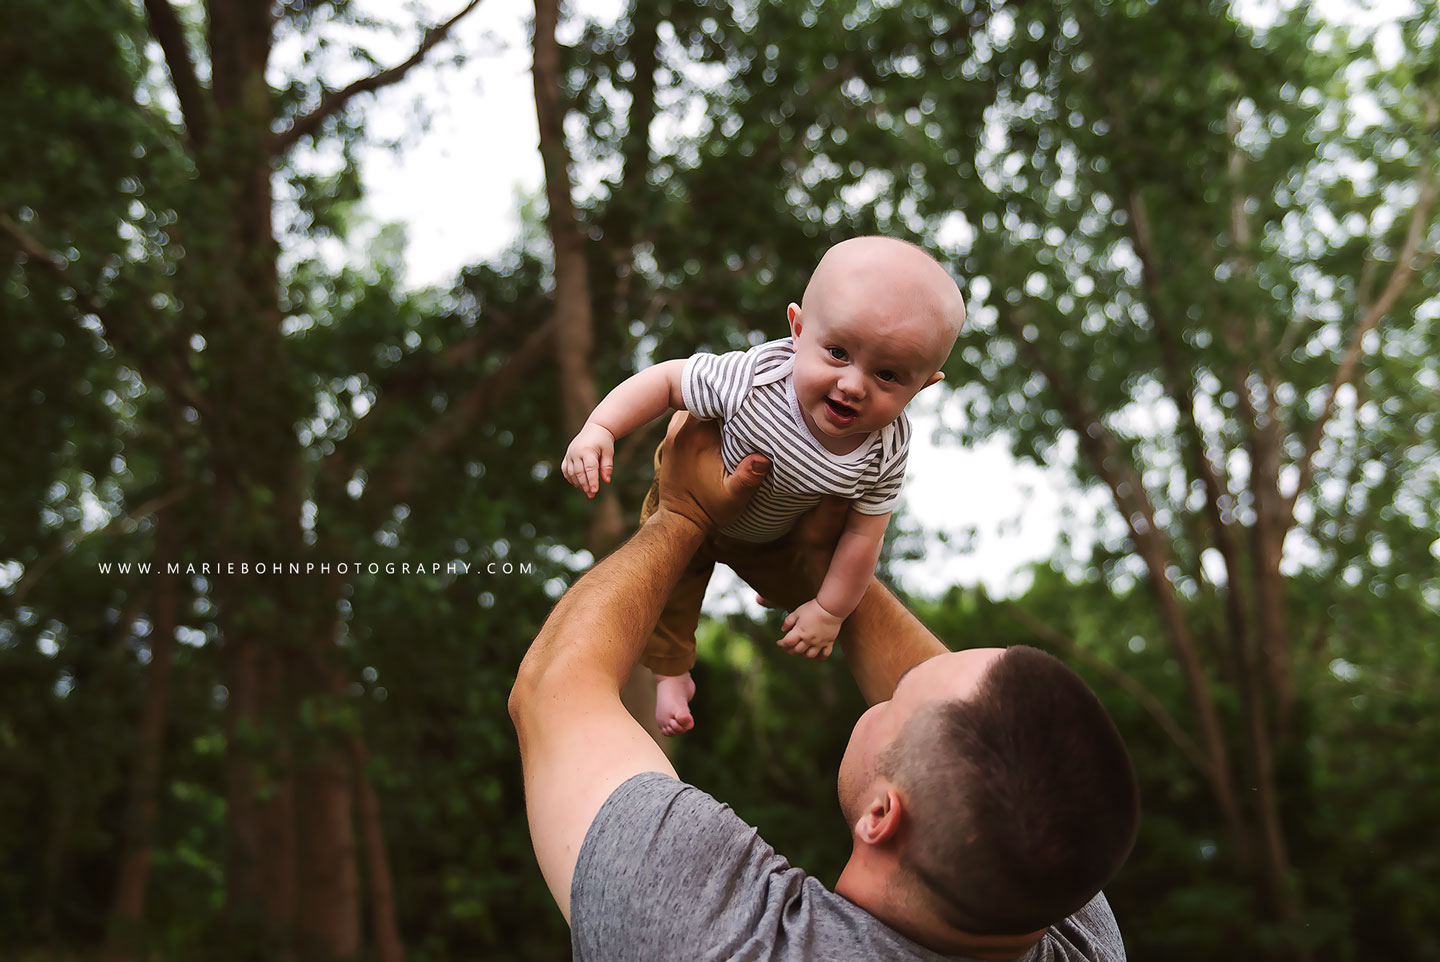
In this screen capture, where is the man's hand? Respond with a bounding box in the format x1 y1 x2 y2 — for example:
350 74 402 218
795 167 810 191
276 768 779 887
777 598 842 660
656 413 769 532
563 422 616 497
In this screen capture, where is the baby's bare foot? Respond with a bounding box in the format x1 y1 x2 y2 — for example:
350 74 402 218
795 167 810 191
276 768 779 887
654 672 697 737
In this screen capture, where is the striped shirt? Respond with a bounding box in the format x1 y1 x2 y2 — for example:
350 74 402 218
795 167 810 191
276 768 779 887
681 338 909 543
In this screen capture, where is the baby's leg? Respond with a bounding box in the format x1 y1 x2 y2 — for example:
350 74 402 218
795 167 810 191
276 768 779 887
641 555 709 734
654 672 697 736
639 542 712 736
637 444 713 735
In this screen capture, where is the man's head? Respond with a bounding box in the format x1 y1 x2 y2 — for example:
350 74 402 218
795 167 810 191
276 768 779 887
838 646 1139 938
787 237 965 449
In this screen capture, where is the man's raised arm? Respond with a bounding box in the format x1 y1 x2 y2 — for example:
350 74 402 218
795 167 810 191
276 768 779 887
508 415 768 921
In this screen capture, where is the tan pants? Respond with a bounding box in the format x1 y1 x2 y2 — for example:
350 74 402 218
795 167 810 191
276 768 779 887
637 445 777 676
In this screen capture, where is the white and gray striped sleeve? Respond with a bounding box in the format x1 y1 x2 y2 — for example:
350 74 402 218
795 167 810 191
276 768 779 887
854 418 911 515
681 348 757 421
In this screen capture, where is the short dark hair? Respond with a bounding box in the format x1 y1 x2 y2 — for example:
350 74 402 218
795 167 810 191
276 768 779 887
882 645 1139 935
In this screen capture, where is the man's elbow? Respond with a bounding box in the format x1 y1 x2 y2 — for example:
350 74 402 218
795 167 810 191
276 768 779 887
508 642 573 729
507 674 528 729
508 653 545 730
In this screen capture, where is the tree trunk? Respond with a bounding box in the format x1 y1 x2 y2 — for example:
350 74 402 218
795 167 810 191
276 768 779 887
104 493 181 961
295 571 361 959
532 0 625 549
295 756 360 960
1245 425 1304 948
352 737 407 962
204 4 332 953
533 0 599 439
532 0 655 742
36 792 72 940
221 609 263 926
256 644 299 934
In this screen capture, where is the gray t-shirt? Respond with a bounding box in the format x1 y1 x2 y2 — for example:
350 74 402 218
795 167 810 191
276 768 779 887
571 772 1126 961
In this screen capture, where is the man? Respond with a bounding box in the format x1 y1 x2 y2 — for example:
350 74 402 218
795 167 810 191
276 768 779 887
510 414 1140 960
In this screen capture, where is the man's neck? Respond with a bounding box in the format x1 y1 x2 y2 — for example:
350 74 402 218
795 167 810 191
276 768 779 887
835 860 1044 961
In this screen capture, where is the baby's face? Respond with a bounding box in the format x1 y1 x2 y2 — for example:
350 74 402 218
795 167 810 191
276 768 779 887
788 299 945 448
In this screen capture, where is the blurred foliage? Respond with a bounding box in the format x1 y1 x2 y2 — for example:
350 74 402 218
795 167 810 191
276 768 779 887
2 0 1437 961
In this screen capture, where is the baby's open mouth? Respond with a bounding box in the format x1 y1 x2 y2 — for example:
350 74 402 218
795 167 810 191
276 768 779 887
825 398 857 419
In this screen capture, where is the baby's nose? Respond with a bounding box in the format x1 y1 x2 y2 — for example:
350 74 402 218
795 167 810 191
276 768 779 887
838 370 865 399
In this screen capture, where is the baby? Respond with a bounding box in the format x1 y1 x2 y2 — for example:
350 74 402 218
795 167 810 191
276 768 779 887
563 236 965 735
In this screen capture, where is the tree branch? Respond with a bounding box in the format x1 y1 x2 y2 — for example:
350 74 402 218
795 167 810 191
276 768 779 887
0 213 210 417
366 316 557 512
272 0 485 154
1213 126 1300 734
368 310 519 398
1125 190 1240 586
1285 166 1438 518
9 486 190 609
1 212 67 270
142 0 210 145
1126 188 1279 731
996 310 1157 556
615 2 661 213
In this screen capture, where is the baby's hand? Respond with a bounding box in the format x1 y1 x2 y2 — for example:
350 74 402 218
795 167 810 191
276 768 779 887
563 423 615 497
777 599 843 660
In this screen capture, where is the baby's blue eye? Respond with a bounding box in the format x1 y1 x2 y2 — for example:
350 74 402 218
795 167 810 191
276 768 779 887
828 346 847 361
877 370 898 383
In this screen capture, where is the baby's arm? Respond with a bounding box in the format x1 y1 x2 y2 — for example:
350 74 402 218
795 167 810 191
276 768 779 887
563 359 687 496
778 508 889 659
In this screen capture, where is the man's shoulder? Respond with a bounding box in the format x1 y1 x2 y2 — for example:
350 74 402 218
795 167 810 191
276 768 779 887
1030 894 1126 962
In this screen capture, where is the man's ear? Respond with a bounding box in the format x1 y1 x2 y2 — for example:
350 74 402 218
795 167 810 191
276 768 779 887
787 303 803 339
854 784 904 847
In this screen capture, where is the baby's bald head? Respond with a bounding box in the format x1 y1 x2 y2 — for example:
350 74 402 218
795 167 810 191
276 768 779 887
799 237 966 374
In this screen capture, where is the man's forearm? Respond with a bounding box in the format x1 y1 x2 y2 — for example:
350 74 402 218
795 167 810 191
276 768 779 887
514 510 704 697
836 579 948 705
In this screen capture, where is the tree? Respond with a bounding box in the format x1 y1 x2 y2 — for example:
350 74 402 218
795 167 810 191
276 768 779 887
938 4 1439 957
0 0 525 957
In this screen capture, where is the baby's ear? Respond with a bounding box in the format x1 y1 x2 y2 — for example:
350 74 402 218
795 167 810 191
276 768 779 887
921 371 945 389
786 303 802 337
